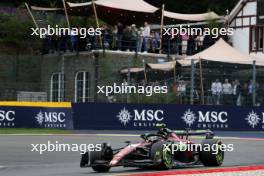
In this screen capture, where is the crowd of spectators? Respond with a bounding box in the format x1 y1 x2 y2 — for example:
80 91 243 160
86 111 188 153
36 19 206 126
210 79 263 106
42 21 217 55
119 76 264 106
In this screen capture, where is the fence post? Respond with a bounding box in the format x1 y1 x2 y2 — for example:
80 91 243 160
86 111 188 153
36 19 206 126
167 37 170 60
252 60 256 106
93 51 99 102
127 57 131 103
135 36 138 59
102 34 105 57
61 55 65 102
190 59 195 105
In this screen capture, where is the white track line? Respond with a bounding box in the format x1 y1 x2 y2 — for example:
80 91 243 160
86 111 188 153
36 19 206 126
0 133 264 141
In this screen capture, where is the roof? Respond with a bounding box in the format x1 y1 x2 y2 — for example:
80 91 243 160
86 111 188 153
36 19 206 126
120 67 144 74
67 0 158 13
164 11 221 21
66 0 158 24
147 61 177 71
30 6 63 11
227 0 248 23
179 38 264 66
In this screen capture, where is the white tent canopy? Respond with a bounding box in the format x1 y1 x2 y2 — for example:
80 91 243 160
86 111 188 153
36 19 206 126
31 6 63 11
120 68 144 74
179 38 264 66
147 61 176 71
67 0 158 13
67 2 92 8
164 11 220 21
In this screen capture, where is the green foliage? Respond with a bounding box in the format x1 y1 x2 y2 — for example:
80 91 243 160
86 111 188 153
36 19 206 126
0 11 39 50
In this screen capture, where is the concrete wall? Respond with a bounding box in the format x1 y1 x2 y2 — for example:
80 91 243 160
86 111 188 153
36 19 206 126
41 51 167 102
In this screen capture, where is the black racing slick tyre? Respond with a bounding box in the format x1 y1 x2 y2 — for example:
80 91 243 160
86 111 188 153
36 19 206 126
150 141 174 170
199 139 224 166
90 143 113 172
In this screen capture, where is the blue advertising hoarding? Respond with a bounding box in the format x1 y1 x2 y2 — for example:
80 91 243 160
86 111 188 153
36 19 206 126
0 106 73 129
72 103 264 131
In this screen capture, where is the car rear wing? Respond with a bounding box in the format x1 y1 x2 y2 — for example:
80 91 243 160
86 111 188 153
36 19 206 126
173 129 214 138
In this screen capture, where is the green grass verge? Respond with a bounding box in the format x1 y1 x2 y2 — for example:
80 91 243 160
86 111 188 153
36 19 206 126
0 128 72 134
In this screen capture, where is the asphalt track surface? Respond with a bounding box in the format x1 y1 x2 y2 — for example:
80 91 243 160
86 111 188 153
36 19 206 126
0 131 264 176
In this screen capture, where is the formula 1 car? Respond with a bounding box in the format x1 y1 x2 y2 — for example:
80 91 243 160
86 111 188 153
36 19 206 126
80 124 224 172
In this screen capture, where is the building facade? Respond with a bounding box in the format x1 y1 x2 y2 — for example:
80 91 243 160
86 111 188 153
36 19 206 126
229 0 264 58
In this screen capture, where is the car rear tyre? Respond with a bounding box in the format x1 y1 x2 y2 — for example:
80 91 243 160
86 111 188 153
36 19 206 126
199 139 224 166
91 165 111 172
151 141 174 170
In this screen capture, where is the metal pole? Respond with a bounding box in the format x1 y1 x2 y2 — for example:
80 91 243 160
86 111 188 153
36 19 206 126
167 37 170 59
127 57 131 103
159 4 165 54
199 58 204 104
25 3 39 29
62 0 71 28
92 0 103 48
173 61 176 83
190 59 195 105
252 60 256 106
61 55 65 102
94 51 99 102
143 59 147 82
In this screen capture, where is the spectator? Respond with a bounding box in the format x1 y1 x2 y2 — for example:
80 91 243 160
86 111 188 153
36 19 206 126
131 24 138 51
187 35 195 55
241 83 248 106
142 21 150 52
172 34 180 55
222 79 232 105
151 31 159 53
196 34 204 52
177 80 187 103
123 26 132 51
181 33 189 54
70 30 78 52
112 25 118 50
246 80 254 105
117 22 124 50
211 79 222 105
102 25 112 49
232 80 242 106
137 27 144 52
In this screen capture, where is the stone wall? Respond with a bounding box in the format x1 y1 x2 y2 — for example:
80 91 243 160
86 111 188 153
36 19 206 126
41 51 168 102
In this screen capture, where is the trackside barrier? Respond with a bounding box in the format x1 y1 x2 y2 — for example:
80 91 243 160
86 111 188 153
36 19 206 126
0 102 73 129
72 103 264 131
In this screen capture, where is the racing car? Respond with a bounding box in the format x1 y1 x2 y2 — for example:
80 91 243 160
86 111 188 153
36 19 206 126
80 124 224 172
